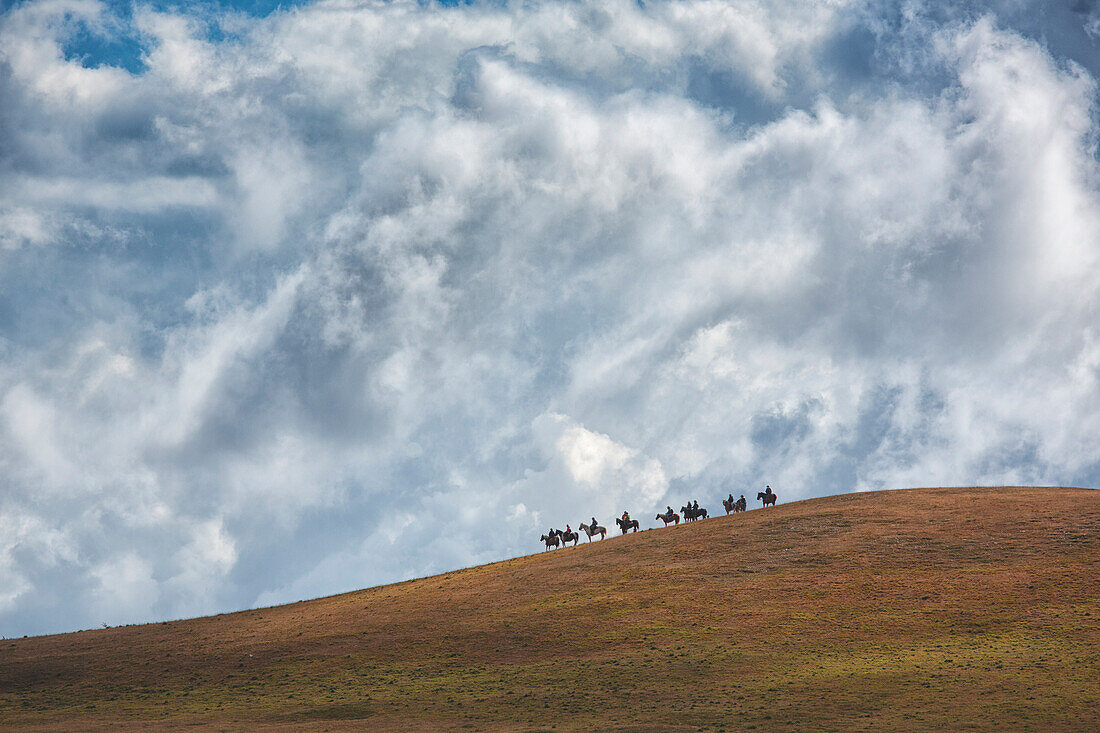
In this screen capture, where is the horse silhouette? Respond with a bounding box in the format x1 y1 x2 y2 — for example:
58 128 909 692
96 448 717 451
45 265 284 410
615 517 640 534
656 510 679 526
723 497 747 514
540 533 561 550
681 504 708 521
579 523 606 541
757 491 777 507
559 529 579 546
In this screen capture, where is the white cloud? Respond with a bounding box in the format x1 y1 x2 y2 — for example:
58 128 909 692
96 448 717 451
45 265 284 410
90 554 159 625
0 207 54 251
540 412 668 503
1 383 77 488
1 0 1099 635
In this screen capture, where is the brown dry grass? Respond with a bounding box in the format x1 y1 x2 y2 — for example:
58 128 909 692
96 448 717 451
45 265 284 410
1 486 1098 731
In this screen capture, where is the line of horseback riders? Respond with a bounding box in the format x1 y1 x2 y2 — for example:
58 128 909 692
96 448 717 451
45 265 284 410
540 486 778 549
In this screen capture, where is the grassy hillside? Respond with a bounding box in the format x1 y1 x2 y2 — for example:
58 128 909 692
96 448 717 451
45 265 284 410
2 486 1098 731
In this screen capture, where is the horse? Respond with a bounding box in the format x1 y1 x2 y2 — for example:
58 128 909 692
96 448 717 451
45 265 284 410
656 511 680 526
579 523 606 541
681 504 708 521
540 533 561 550
757 491 777 508
559 529 579 546
615 517 640 534
721 497 747 514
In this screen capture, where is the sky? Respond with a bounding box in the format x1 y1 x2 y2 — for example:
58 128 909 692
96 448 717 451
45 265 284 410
1 0 1099 637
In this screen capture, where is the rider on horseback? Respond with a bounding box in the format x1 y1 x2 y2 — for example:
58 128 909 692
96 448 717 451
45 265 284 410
565 524 571 534
591 516 598 530
622 510 630 523
765 485 773 496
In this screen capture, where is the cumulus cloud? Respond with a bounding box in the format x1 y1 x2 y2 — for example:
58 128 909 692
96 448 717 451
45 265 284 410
1 0 1098 635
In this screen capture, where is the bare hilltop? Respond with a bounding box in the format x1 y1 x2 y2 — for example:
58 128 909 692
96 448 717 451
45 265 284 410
2 486 1098 731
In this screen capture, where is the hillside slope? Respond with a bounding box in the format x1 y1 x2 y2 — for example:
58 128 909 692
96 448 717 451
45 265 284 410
2 486 1098 731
